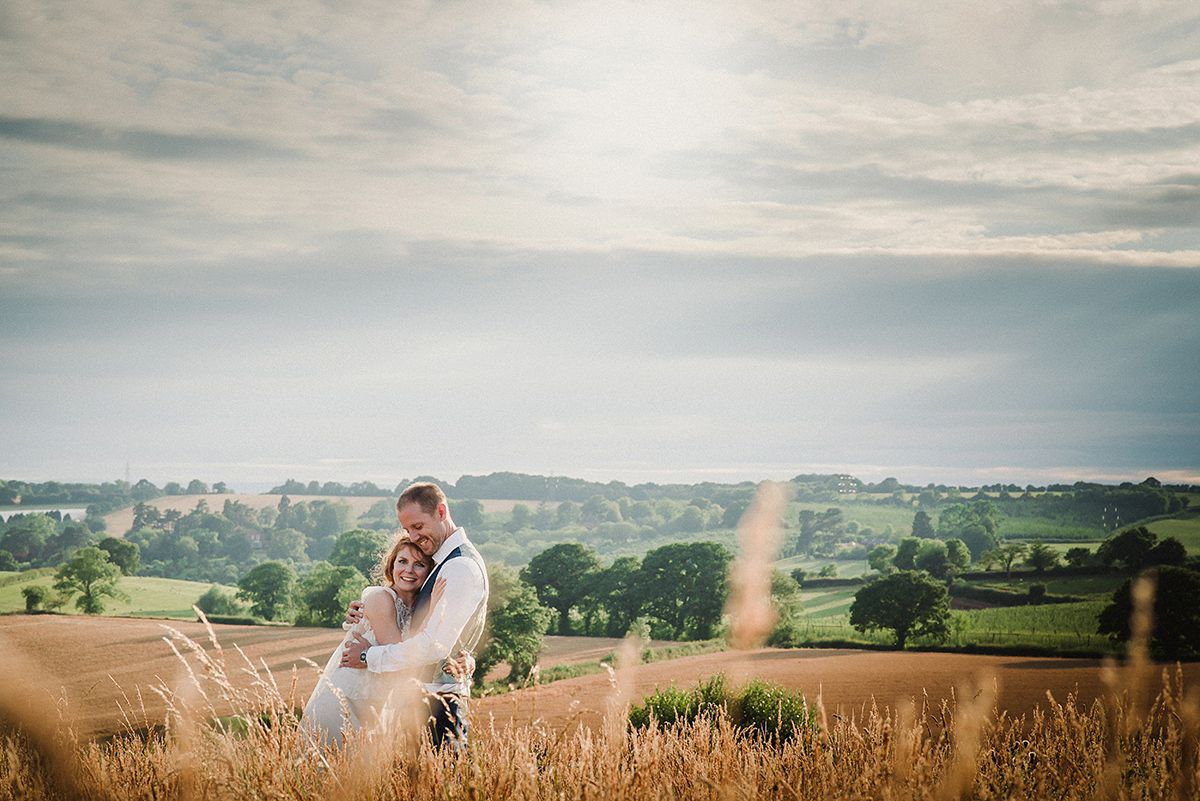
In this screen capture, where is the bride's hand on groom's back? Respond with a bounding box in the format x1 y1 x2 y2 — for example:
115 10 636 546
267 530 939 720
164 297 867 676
344 600 364 627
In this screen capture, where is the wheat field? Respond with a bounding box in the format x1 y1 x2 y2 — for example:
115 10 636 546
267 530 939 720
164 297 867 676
1 610 1197 801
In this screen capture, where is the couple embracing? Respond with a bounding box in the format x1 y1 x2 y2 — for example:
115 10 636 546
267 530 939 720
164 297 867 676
302 482 488 750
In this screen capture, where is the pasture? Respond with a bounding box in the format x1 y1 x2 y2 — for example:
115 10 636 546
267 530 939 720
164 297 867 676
0 570 230 620
1147 511 1200 552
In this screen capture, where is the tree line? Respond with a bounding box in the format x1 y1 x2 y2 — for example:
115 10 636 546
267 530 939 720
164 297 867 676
0 477 232 516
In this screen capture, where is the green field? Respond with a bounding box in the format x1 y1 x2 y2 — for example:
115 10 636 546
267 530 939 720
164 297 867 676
1146 511 1200 553
774 554 871 578
794 569 1126 654
0 570 233 620
797 585 860 619
787 502 918 535
790 601 1116 653
995 518 1103 541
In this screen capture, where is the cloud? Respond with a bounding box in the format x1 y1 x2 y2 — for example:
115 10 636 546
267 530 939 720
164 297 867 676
0 115 297 161
1 0 1197 485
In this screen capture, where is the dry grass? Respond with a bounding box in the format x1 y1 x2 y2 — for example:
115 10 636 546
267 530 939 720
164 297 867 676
1 596 1198 800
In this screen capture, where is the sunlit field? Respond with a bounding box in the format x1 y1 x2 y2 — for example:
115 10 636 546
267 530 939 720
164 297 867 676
2 615 1197 800
0 571 236 620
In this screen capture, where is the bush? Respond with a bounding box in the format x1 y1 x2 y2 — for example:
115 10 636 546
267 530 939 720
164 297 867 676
21 584 46 612
196 585 244 616
738 679 812 742
629 673 815 743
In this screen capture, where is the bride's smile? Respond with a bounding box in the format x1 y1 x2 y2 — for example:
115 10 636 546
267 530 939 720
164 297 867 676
391 551 432 594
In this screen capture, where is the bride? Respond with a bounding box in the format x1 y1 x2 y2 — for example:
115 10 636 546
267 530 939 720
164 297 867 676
302 535 466 747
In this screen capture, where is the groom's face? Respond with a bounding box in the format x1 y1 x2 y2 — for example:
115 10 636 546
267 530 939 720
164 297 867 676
397 501 450 557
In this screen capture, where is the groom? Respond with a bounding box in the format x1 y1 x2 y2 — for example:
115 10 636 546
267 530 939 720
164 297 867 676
340 481 489 748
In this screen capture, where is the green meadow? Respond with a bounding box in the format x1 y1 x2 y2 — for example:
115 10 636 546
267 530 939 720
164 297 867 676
1146 511 1200 552
0 570 229 620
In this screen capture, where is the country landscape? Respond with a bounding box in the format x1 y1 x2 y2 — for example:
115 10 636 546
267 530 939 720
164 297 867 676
2 472 1199 798
5 1 1200 797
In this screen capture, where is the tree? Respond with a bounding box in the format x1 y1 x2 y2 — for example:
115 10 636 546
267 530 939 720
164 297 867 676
938 500 999 560
98 536 140 575
1064 547 1092 567
236 561 296 621
507 503 533 533
595 555 643 637
580 495 620 526
476 566 553 683
791 508 844 557
265 527 308 562
637 541 733 640
1097 566 1200 661
945 538 971 572
914 540 949 579
452 499 485 527
673 505 706 533
0 513 55 563
912 511 935 539
893 538 920 571
1023 540 1059 573
186 479 209 495
867 544 896 573
520 543 601 634
35 522 90 567
983 543 1027 578
767 570 805 646
310 500 355 540
555 500 581 528
295 562 366 627
1097 526 1157 571
328 528 389 578
130 478 162 502
1147 537 1187 567
849 571 951 649
53 547 126 614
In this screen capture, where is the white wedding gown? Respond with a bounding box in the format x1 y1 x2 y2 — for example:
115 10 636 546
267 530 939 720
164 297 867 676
301 585 413 748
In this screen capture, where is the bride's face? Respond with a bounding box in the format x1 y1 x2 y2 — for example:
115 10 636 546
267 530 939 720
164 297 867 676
391 545 432 594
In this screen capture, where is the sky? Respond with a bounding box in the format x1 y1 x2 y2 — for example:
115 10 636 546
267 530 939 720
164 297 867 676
2 0 1199 493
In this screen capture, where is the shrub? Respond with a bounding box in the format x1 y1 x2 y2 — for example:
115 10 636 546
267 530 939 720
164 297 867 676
738 679 812 742
196 585 244 616
629 673 815 742
21 584 46 612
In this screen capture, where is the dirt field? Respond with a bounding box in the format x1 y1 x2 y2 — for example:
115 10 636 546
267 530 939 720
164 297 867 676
4 615 1197 740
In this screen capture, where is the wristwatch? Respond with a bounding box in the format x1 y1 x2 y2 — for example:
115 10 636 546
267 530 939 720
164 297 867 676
359 649 367 665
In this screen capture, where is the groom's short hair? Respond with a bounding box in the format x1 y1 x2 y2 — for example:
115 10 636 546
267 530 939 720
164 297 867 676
397 482 447 516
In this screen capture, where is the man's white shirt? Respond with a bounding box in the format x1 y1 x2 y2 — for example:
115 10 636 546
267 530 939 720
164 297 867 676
364 527 486 692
